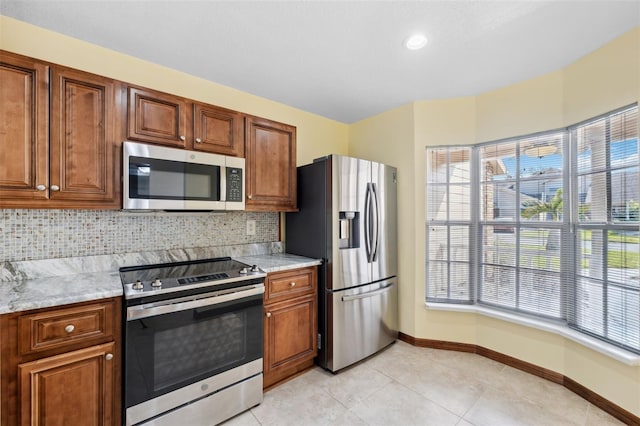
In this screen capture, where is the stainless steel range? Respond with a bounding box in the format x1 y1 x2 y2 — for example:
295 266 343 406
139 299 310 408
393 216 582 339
120 257 266 426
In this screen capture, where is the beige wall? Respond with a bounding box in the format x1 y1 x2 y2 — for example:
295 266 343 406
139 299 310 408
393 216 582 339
351 27 640 416
0 16 349 166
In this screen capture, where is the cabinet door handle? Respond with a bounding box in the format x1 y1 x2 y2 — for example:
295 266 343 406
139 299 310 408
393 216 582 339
50 185 60 192
36 184 47 191
180 135 186 141
195 138 202 143
248 194 252 200
105 353 113 361
64 325 75 333
290 282 296 287
265 312 272 318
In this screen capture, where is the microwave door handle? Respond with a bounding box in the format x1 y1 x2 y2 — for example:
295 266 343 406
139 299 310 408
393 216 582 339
220 166 227 202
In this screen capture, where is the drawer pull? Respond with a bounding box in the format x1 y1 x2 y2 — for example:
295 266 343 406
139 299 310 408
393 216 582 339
290 282 296 287
105 353 113 361
265 312 272 318
64 325 75 333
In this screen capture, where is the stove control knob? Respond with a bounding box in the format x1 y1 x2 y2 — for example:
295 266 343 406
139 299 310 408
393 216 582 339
250 265 260 273
239 267 248 274
132 280 144 290
151 278 162 287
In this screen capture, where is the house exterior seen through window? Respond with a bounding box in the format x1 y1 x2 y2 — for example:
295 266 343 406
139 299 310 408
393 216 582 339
426 105 640 354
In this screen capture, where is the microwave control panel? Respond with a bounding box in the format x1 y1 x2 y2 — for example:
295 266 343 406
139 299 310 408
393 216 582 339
226 168 243 202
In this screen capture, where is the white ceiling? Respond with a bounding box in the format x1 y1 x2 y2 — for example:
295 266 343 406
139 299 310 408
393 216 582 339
2 1 639 123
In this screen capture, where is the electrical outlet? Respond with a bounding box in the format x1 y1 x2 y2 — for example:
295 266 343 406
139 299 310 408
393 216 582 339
246 220 256 236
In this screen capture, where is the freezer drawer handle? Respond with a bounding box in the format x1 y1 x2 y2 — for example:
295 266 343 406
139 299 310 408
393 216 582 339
341 282 394 302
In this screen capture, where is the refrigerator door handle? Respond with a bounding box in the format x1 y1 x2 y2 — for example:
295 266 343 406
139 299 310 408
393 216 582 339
371 182 380 262
341 282 395 302
364 183 372 262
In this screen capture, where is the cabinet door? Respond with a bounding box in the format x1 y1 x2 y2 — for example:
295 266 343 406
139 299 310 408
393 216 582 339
19 342 116 426
263 294 317 387
193 103 244 156
127 86 189 148
50 67 118 205
0 52 49 203
245 116 297 211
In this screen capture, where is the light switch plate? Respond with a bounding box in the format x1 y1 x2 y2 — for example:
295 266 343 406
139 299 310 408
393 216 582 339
246 220 256 236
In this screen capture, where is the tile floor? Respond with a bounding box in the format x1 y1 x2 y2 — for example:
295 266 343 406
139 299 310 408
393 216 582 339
223 341 624 426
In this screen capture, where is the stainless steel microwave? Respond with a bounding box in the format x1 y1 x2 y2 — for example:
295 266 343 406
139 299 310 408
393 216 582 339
123 141 245 211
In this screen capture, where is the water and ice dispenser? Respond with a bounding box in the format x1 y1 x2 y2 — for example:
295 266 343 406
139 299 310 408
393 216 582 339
338 211 359 249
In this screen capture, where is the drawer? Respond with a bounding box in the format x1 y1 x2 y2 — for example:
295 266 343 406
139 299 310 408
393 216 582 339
18 300 116 356
265 267 317 303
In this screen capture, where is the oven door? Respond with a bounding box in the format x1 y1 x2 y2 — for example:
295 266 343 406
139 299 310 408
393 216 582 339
124 285 263 415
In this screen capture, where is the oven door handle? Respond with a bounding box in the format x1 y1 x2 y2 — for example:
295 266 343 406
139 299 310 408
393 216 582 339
126 284 264 321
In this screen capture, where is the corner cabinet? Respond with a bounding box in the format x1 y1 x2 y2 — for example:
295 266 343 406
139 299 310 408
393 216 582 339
0 51 121 209
263 266 317 389
0 298 121 426
245 116 297 211
127 86 244 156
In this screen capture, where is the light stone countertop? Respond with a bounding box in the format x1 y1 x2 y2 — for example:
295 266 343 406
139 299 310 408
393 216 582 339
0 271 122 315
0 248 319 315
233 253 322 273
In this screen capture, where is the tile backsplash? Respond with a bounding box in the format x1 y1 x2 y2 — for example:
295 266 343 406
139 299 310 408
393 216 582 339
0 209 279 262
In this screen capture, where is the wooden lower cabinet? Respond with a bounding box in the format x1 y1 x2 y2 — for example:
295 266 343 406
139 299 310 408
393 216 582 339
263 267 317 389
0 298 121 426
19 342 116 426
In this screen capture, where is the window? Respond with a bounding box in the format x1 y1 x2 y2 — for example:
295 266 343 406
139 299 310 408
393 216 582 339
426 147 474 303
426 105 639 353
570 107 640 352
479 131 567 320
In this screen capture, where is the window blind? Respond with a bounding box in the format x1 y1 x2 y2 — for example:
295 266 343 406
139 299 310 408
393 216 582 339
569 106 639 352
478 131 567 320
426 147 474 303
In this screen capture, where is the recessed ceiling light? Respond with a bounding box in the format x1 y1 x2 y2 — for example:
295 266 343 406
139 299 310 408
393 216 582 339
404 34 428 50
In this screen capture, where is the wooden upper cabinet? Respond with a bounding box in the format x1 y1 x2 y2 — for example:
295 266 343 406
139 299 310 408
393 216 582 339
50 66 119 205
127 87 244 156
0 52 120 209
0 52 49 202
245 116 297 211
193 103 244 156
127 86 189 148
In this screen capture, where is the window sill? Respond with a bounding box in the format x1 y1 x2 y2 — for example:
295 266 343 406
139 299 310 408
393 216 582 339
424 302 640 366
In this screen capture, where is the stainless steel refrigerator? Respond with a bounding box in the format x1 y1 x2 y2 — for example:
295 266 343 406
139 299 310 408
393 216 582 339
286 155 398 372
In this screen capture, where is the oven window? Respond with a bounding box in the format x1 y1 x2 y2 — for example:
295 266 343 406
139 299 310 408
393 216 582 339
129 156 221 201
154 311 247 390
125 294 262 407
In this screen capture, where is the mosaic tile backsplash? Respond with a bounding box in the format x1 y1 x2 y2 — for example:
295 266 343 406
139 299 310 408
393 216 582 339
0 209 279 262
